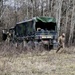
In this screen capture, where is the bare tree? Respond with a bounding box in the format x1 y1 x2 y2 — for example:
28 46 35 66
69 0 75 45
55 0 63 36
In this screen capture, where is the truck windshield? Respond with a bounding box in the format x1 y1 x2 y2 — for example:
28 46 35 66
36 22 57 32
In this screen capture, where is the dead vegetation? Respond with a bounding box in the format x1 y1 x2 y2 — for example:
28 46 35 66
0 42 45 57
0 42 75 56
0 42 75 75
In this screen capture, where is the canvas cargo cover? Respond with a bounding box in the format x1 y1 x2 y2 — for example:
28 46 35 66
15 20 35 37
16 17 56 24
35 17 56 23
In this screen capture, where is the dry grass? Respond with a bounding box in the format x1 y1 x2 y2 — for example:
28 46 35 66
0 42 75 75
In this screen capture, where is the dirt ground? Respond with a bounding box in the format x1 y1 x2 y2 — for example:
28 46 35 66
0 43 75 75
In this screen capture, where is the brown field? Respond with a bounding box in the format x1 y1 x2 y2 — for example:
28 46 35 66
0 43 75 75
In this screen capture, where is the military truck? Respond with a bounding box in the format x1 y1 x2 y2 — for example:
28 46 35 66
2 17 58 48
13 17 58 48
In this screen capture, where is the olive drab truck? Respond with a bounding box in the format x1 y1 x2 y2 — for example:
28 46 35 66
3 17 58 49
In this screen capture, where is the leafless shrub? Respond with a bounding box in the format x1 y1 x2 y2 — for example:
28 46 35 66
0 41 46 57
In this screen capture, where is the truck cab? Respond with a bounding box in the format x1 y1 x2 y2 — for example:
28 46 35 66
34 17 58 49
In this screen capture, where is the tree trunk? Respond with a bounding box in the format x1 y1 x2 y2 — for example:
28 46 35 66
68 0 75 46
56 0 63 36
